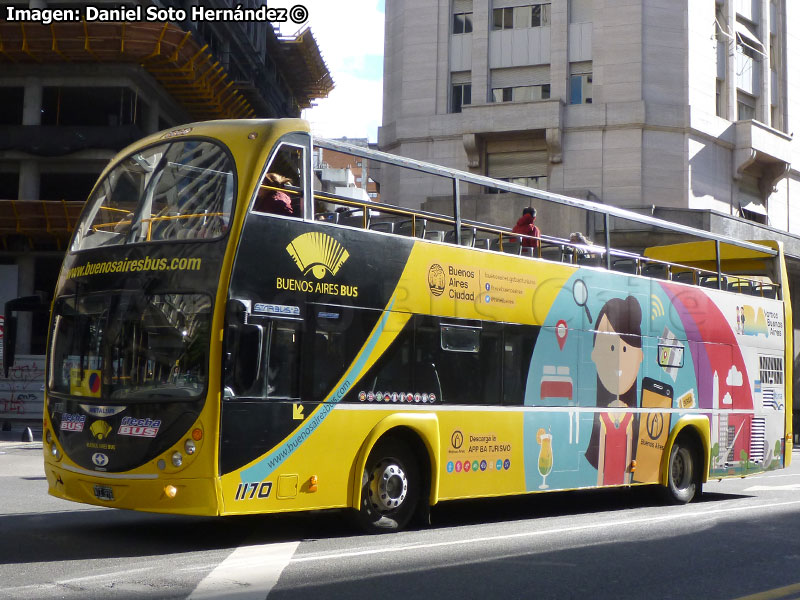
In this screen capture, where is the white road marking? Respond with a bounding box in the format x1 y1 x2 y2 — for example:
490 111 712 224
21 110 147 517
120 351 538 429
743 484 800 491
290 498 800 565
188 541 299 600
744 472 800 480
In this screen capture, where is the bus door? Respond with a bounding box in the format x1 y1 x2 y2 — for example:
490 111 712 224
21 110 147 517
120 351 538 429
219 304 303 476
220 133 312 478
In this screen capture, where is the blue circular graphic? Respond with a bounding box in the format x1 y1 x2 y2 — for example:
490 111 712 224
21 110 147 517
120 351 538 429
503 459 511 470
485 283 491 291
496 459 503 470
480 460 487 471
485 295 491 303
447 461 455 473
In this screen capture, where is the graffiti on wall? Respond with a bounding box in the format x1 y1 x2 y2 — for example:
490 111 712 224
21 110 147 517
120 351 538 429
0 356 45 419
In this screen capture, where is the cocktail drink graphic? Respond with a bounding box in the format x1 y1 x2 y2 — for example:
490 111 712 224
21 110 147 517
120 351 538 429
537 429 553 489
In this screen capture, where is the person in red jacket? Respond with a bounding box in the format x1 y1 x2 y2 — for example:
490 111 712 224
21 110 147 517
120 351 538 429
511 207 540 250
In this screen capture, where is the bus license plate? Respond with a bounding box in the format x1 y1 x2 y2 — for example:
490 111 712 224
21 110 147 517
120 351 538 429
94 485 114 501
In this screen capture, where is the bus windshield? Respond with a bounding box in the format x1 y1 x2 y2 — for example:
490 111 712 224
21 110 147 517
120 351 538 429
71 139 235 251
48 292 212 402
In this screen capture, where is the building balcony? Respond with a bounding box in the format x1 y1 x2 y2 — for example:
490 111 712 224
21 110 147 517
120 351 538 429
734 119 792 197
460 100 563 167
460 99 562 135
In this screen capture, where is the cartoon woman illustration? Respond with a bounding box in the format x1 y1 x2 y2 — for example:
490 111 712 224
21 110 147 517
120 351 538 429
585 296 644 485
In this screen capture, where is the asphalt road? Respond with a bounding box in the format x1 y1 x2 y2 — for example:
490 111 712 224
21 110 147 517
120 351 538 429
2 441 800 600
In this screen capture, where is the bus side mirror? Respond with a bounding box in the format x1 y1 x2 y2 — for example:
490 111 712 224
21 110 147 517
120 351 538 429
4 295 49 377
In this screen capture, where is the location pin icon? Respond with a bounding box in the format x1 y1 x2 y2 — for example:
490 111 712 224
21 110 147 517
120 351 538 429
556 319 568 351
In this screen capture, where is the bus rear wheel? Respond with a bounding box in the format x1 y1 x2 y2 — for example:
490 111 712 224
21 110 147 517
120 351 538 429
663 438 701 504
356 439 420 533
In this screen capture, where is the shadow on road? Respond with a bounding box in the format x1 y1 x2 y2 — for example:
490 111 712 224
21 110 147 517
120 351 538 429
429 485 751 530
0 483 754 566
268 505 800 600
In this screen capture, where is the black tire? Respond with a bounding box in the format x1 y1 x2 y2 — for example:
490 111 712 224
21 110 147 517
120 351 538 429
355 438 421 533
663 438 702 504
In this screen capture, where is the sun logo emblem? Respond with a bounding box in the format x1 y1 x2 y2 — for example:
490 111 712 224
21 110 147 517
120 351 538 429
90 420 112 440
286 232 349 279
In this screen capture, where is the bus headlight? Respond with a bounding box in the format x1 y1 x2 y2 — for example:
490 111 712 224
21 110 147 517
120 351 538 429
184 439 196 455
171 452 183 467
50 444 61 460
46 430 53 445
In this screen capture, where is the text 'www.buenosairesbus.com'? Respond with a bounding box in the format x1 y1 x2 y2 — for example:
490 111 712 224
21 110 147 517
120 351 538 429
5 4 309 26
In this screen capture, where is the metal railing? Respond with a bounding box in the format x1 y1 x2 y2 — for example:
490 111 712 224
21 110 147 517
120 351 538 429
312 138 780 298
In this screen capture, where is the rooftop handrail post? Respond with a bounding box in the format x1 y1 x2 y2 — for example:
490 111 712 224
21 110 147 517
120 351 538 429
715 240 722 290
453 177 462 246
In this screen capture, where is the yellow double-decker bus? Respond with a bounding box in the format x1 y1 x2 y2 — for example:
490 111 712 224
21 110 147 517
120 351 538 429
12 119 791 532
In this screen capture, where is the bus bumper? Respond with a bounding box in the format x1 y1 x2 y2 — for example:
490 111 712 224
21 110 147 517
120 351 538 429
45 463 220 516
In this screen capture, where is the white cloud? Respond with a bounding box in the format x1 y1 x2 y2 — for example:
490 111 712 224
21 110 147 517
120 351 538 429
273 0 384 141
727 365 743 387
303 74 383 141
722 392 733 405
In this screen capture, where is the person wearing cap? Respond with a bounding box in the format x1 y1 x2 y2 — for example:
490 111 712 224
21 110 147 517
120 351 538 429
511 207 540 250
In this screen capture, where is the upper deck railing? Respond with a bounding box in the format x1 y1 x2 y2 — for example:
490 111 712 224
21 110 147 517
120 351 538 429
313 138 780 298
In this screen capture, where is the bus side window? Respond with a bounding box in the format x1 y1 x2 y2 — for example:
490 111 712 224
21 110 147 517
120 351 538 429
266 322 301 399
335 317 413 402
254 144 305 218
502 324 538 405
415 317 502 405
310 307 382 402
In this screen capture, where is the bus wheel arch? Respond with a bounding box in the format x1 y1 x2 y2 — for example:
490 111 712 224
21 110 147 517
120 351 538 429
352 417 439 532
660 419 708 504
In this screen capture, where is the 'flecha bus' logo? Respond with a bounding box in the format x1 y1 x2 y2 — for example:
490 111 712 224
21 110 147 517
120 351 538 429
286 232 349 279
428 264 445 296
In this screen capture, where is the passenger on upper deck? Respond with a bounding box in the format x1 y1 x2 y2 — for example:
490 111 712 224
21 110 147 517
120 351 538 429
511 207 541 250
254 173 295 216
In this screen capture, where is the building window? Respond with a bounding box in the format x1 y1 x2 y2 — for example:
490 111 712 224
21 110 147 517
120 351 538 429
493 7 513 29
492 84 550 103
716 79 724 117
0 87 24 125
569 74 593 104
531 3 551 27
453 12 473 34
737 91 756 120
493 4 550 30
451 83 472 113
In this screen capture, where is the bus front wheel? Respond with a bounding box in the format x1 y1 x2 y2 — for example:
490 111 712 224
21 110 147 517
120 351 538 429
663 438 702 504
356 438 420 533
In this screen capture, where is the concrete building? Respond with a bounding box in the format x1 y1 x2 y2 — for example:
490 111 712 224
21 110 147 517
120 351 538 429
0 0 332 358
379 0 800 422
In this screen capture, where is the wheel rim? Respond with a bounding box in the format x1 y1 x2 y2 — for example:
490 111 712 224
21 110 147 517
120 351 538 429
672 447 693 490
368 459 409 513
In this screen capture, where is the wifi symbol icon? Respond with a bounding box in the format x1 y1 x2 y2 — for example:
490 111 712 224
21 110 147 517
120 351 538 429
651 295 665 320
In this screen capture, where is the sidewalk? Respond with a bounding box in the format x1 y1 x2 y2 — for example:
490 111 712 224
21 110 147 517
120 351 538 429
0 421 42 444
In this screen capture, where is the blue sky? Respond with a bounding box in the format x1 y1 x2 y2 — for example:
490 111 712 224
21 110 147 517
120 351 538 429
276 0 385 142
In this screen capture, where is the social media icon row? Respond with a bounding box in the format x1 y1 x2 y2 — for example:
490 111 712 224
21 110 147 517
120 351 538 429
446 459 511 473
